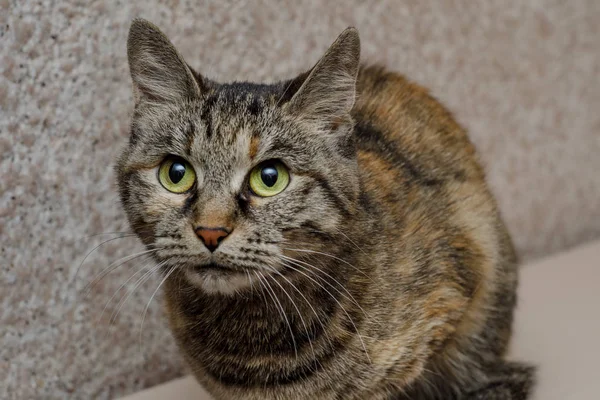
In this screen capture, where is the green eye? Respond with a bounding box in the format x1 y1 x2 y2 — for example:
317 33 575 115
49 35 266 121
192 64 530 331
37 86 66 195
158 157 196 193
249 161 290 197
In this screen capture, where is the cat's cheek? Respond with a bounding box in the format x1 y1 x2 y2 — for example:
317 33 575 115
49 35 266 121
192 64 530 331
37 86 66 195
154 190 187 207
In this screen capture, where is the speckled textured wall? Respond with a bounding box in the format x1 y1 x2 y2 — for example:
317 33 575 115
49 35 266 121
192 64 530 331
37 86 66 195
1 0 599 398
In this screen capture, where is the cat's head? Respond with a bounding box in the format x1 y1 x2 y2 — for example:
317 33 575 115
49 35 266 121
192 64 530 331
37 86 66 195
116 19 361 295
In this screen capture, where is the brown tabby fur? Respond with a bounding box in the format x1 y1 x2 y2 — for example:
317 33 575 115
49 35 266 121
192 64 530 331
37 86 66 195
117 19 534 399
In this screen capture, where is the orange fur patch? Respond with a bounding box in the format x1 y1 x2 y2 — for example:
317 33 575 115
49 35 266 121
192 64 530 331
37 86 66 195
249 134 260 160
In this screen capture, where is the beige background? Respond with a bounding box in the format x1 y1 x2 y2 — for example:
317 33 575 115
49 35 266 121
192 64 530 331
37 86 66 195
1 0 599 398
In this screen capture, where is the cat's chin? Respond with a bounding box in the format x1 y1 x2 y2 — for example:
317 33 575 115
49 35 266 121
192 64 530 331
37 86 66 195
184 266 252 296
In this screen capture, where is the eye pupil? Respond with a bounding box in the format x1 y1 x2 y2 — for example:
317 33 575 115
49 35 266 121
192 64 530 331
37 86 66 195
248 160 289 197
169 162 186 184
261 166 278 187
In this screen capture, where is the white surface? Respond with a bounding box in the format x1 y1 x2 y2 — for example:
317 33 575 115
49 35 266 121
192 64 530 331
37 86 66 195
120 376 210 400
121 240 600 400
509 240 600 400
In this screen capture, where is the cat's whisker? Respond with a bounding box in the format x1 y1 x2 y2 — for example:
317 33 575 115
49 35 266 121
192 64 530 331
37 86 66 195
177 268 185 294
279 257 359 317
330 227 369 256
278 257 371 364
281 245 373 282
96 257 158 328
81 248 160 297
72 235 142 288
107 261 166 334
253 270 270 310
279 254 370 320
262 266 317 364
262 264 334 356
254 271 298 361
82 228 162 241
282 227 368 257
82 231 136 240
139 265 177 355
246 270 255 301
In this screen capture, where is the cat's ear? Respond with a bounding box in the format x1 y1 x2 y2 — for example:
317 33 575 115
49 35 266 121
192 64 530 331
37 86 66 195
285 28 360 128
127 19 201 105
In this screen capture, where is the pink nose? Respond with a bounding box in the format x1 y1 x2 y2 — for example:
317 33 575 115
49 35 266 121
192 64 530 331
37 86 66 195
194 227 231 252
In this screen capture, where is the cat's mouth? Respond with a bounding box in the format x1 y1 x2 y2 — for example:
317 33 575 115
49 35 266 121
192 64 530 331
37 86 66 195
185 262 253 295
191 262 244 275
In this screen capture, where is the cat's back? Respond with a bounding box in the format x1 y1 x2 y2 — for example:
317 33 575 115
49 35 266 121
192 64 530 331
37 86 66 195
351 67 518 392
352 63 516 312
353 65 485 189
352 64 509 247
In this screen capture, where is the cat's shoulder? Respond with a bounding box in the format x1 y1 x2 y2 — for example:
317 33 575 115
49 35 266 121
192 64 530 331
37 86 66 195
355 64 458 131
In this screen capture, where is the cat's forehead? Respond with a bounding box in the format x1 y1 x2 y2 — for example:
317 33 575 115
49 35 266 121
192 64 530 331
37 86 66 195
185 87 277 160
187 108 254 185
154 86 287 187
202 82 282 119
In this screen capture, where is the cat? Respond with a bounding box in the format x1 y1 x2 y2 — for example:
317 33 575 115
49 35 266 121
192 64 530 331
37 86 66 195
116 18 535 400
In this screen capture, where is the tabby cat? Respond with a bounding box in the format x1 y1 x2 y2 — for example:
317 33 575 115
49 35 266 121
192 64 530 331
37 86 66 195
117 19 534 399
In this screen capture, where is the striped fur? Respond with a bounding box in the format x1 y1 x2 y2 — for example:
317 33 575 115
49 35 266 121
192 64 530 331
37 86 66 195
116 19 534 399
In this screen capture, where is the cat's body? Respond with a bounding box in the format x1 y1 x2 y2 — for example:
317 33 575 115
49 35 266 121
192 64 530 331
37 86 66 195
117 20 534 399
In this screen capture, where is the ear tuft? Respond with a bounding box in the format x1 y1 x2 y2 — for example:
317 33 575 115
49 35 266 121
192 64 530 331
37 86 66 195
285 27 361 127
127 19 201 104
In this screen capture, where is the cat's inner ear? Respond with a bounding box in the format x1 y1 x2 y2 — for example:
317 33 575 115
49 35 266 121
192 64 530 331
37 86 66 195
127 19 201 105
285 28 360 127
